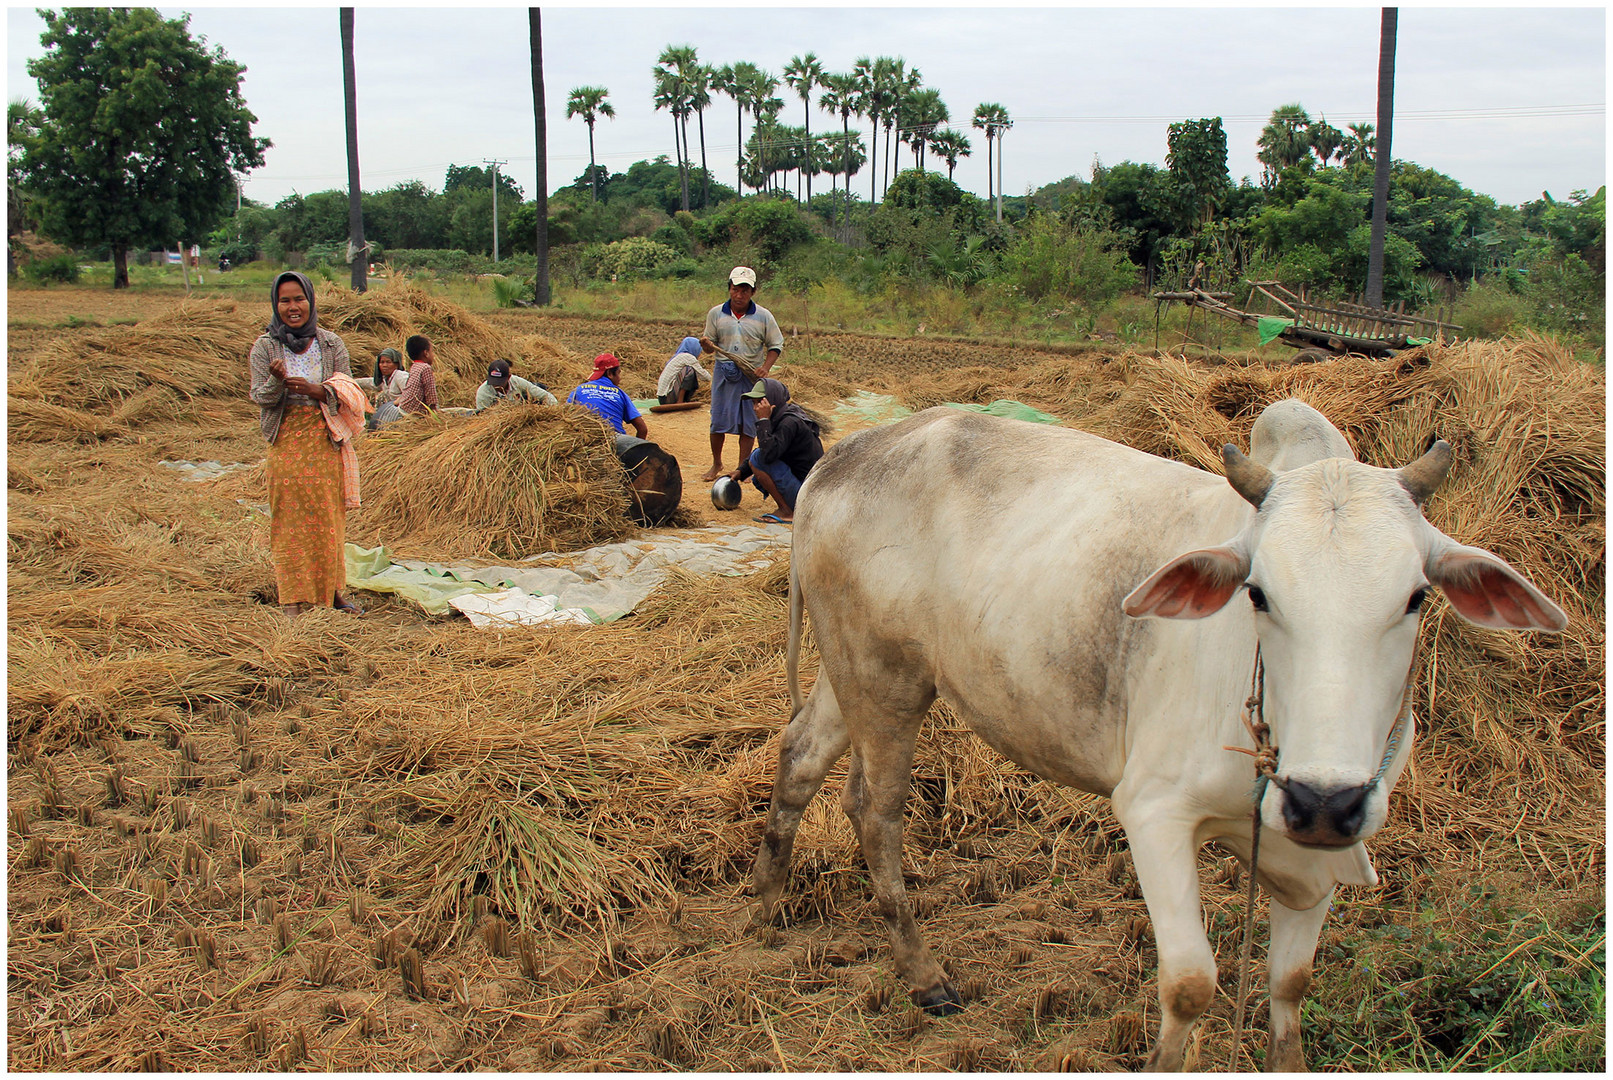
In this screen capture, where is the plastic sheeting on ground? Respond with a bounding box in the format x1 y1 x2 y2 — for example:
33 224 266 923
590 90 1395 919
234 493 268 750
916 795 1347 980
160 459 258 482
344 520 791 626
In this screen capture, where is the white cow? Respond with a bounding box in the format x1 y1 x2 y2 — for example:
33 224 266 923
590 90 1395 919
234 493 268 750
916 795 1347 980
751 400 1566 1070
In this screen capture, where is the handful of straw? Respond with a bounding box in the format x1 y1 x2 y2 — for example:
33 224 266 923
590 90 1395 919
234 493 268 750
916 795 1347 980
709 343 763 385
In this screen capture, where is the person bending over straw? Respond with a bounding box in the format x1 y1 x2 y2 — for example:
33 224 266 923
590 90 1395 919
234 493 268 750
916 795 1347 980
248 271 364 618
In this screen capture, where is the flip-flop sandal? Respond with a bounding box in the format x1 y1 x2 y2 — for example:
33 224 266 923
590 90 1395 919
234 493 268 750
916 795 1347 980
754 513 791 525
334 596 364 616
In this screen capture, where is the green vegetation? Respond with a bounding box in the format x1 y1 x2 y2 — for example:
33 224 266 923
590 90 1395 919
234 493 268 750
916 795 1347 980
1303 883 1604 1071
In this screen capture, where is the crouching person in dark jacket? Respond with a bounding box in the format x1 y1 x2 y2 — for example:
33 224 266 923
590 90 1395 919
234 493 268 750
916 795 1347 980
730 378 825 524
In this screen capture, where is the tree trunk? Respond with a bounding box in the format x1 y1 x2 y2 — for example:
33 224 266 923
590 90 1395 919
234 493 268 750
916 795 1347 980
697 107 709 208
340 7 367 292
177 240 191 294
869 116 877 205
736 105 744 193
112 244 129 289
803 102 812 204
677 113 690 212
587 119 598 203
1366 6 1397 308
996 132 1005 223
986 134 994 204
529 8 550 306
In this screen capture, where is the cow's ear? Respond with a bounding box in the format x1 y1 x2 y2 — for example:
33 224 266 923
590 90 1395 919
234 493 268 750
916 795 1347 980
1124 546 1249 619
1427 544 1568 632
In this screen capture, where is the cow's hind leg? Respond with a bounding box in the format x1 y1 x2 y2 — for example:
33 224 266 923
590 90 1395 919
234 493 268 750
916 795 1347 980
1265 888 1330 1071
751 679 850 923
843 710 960 1015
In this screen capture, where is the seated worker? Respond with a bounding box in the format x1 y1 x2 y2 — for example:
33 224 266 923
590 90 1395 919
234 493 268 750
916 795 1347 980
728 378 824 524
567 353 648 439
356 347 407 401
476 359 558 410
656 336 712 405
373 334 439 428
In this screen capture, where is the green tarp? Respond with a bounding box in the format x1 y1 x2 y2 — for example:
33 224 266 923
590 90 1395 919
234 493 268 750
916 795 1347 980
1258 316 1295 345
345 543 499 616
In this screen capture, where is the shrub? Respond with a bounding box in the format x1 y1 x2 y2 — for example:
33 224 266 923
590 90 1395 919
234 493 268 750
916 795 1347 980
693 198 815 264
22 252 82 284
1452 280 1529 338
580 237 682 281
1000 212 1139 306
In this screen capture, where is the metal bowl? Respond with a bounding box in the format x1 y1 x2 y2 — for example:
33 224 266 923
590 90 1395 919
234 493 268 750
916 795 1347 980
711 476 742 510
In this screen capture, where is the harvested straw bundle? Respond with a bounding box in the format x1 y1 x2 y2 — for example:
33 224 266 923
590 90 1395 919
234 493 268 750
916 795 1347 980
30 299 259 411
8 397 122 442
350 404 636 560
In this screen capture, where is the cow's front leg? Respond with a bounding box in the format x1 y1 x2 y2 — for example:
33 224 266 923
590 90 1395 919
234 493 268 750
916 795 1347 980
1114 797 1216 1072
1265 888 1330 1071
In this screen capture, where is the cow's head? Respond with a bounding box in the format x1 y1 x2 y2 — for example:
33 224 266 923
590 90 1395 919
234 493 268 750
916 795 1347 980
1122 440 1567 850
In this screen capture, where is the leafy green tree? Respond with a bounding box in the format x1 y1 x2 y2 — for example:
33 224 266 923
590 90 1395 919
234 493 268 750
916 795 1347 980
1001 207 1139 305
444 163 522 203
362 180 449 250
1090 160 1176 275
783 52 824 203
272 190 350 254
23 8 269 287
1165 117 1231 229
565 86 615 203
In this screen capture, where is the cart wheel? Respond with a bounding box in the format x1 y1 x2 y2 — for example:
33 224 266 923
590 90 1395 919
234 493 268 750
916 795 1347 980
1290 349 1332 364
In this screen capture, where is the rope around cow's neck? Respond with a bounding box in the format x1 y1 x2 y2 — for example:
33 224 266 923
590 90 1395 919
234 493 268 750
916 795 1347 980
1222 639 1420 1070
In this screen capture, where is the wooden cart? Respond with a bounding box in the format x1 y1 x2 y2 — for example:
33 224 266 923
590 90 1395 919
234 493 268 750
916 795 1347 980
1153 281 1461 359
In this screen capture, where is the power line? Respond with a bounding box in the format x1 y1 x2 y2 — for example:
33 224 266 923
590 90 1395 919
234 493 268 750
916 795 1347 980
1017 103 1605 124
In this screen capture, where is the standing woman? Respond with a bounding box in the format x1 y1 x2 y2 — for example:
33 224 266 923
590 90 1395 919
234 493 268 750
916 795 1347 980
248 271 362 617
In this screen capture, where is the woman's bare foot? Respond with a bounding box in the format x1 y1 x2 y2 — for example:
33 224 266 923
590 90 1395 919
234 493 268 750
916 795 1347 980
699 464 725 482
281 603 305 618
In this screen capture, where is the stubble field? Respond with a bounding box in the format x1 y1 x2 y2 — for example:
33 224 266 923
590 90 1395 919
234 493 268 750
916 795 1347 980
7 281 1604 1071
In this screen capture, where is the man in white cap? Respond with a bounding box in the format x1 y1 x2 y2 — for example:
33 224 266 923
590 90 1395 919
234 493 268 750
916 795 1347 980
697 265 783 482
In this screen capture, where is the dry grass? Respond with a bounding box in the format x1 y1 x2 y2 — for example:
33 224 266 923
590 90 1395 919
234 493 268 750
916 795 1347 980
343 404 638 560
7 295 1602 1072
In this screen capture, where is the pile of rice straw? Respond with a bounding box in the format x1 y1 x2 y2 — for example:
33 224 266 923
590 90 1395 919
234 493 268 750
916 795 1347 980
349 403 636 560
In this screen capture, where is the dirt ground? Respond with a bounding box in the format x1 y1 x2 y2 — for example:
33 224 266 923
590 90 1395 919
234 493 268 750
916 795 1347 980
8 285 1603 1072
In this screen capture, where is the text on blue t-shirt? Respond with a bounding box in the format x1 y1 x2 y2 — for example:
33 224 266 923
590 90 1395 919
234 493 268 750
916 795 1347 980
566 376 642 434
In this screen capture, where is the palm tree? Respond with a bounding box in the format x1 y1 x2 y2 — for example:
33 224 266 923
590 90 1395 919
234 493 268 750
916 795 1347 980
1257 103 1313 185
8 97 43 274
930 128 971 182
1309 117 1344 166
818 71 864 226
745 70 781 193
851 57 878 205
529 8 550 305
899 88 947 172
339 8 365 292
656 46 703 212
871 57 906 198
710 64 747 194
689 63 713 208
783 52 824 204
972 102 1010 206
565 86 614 203
1366 7 1397 307
1342 122 1376 167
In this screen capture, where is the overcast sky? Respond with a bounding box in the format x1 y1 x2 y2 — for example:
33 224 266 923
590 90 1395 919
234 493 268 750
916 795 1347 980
7 4 1606 210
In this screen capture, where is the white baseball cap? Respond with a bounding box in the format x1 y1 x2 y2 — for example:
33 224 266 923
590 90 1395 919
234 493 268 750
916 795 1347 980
729 266 757 287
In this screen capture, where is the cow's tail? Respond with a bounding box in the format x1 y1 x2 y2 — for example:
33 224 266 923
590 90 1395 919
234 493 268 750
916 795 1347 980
786 552 805 718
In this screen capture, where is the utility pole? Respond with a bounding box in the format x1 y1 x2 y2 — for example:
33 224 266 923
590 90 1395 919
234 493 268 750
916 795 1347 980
484 157 507 263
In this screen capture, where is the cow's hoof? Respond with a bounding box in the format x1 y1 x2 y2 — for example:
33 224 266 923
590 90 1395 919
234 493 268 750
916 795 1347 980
914 983 964 1016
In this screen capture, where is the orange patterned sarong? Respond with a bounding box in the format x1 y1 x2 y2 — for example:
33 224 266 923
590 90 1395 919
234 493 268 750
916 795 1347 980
268 401 346 606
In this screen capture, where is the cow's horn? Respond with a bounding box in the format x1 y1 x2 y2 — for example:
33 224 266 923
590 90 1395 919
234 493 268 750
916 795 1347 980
1222 444 1275 508
1398 438 1453 504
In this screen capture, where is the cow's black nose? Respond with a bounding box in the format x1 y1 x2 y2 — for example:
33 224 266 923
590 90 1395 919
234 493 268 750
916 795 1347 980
1282 780 1371 844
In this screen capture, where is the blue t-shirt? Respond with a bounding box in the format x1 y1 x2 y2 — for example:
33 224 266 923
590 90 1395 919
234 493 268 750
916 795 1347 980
566 376 642 434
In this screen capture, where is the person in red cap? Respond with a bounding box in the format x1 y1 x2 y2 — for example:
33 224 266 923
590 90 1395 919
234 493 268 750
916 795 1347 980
566 353 648 438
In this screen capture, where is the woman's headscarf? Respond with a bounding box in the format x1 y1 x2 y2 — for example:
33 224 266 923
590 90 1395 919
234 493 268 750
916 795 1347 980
756 378 818 435
267 270 319 352
673 336 702 359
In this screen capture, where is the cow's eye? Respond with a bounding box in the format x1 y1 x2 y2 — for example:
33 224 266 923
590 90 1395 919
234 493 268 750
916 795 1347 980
1406 588 1427 614
1247 585 1268 612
